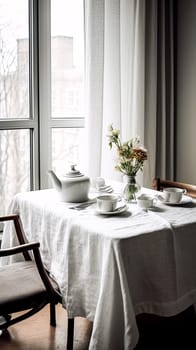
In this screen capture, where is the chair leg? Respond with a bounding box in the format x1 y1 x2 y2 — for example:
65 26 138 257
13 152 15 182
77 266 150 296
50 303 56 327
67 318 74 350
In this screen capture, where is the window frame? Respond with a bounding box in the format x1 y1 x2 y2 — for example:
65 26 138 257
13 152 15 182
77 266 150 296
38 0 85 188
0 0 40 191
0 0 85 194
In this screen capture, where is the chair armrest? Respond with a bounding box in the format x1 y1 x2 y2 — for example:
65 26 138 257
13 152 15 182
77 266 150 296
0 242 40 257
0 215 20 222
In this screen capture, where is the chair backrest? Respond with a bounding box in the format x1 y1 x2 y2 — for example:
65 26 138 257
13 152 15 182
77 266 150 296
0 214 74 350
0 215 61 326
152 178 196 198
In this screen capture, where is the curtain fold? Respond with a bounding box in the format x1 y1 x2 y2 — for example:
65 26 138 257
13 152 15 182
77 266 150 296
155 0 175 180
84 0 175 187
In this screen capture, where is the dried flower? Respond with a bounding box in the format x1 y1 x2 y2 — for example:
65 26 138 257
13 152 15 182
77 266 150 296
107 124 147 177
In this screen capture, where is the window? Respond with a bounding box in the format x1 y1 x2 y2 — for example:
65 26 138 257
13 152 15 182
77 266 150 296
50 0 85 175
0 0 29 119
0 0 85 215
0 0 32 215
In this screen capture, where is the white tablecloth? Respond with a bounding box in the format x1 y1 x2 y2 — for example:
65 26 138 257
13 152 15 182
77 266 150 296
1 185 196 349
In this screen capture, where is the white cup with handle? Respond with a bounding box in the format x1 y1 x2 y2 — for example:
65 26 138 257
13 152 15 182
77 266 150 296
97 195 118 212
163 187 187 204
136 194 157 210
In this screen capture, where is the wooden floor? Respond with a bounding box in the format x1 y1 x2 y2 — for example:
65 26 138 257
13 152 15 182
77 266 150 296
0 304 196 349
0 304 93 350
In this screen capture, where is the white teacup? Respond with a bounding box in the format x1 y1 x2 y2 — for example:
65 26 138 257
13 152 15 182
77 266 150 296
137 194 157 210
97 195 118 212
163 187 187 203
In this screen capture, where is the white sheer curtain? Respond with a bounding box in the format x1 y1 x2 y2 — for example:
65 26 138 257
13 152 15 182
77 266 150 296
84 0 175 187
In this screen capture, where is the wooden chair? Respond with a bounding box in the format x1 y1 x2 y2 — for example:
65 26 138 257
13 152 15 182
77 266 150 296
152 178 196 198
0 214 74 350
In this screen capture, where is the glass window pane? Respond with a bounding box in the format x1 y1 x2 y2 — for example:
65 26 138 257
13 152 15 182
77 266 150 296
0 0 29 119
0 129 30 215
51 0 84 118
52 128 85 175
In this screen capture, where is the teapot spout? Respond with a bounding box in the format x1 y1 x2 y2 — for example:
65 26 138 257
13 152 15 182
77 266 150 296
48 170 62 191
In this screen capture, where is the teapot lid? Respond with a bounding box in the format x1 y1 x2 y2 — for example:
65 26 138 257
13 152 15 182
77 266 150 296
64 164 84 178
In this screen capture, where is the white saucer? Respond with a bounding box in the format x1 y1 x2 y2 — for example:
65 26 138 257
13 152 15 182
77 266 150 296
162 196 192 206
95 204 128 215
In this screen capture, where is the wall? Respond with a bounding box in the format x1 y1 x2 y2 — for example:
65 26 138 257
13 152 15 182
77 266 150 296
176 0 196 184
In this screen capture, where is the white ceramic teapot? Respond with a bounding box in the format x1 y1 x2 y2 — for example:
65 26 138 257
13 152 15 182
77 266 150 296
48 165 90 203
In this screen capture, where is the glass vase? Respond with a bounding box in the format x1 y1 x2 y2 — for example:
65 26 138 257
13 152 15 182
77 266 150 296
123 175 141 202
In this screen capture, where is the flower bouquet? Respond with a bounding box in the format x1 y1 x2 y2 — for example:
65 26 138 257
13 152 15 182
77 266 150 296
107 124 148 201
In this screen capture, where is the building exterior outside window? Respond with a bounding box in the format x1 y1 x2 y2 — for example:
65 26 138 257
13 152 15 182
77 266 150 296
0 0 85 215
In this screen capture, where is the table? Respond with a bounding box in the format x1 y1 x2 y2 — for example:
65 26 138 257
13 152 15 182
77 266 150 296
1 183 196 349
